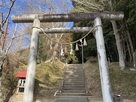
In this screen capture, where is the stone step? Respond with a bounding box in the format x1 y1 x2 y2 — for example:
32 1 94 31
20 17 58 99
55 91 90 97
59 64 88 97
65 69 83 71
63 83 85 85
55 97 88 102
65 73 84 75
62 88 86 91
64 78 85 80
65 69 84 72
64 79 85 83
62 87 86 90
64 74 84 76
64 79 85 81
62 90 86 93
65 72 84 74
64 75 84 77
67 66 83 69
57 93 88 97
63 85 85 88
63 82 85 84
63 83 85 87
63 82 85 85
64 77 85 81
63 83 86 86
65 70 84 72
67 79 85 81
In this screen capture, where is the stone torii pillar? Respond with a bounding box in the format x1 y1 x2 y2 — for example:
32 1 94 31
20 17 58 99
11 12 124 102
23 18 40 102
95 17 113 102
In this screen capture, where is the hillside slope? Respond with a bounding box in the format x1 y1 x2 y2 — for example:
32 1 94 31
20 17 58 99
9 60 65 102
7 58 136 101
85 58 136 100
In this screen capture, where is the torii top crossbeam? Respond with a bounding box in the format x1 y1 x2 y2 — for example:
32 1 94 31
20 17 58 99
12 12 124 23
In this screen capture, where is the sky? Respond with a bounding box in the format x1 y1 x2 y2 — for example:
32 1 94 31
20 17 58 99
8 0 74 27
2 0 74 51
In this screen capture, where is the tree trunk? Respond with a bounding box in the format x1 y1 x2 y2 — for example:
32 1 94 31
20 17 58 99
0 49 5 102
0 17 3 102
108 0 125 69
124 19 134 61
133 51 136 69
111 20 125 69
126 37 133 62
0 63 2 102
1 20 8 49
52 43 59 60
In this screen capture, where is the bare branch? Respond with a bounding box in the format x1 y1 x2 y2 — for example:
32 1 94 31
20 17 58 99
2 0 16 25
5 24 18 54
59 33 64 41
1 19 8 49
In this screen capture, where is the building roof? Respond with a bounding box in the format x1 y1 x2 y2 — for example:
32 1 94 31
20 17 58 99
16 70 27 78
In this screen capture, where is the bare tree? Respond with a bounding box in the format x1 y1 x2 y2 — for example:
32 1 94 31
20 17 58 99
0 0 16 101
108 0 125 69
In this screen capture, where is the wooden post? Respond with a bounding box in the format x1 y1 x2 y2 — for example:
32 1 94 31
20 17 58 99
23 18 40 102
94 17 113 102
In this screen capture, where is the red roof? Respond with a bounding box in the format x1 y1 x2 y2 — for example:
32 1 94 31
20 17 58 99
16 70 27 78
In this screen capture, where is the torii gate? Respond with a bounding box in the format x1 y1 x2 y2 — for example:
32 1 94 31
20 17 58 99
12 12 124 102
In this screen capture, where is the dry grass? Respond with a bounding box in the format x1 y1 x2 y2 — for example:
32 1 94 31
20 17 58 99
2 54 23 102
84 58 101 97
109 62 136 99
85 58 136 99
5 56 136 101
34 60 65 99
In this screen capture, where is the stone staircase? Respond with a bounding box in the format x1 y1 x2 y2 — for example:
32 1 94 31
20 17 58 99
55 64 89 97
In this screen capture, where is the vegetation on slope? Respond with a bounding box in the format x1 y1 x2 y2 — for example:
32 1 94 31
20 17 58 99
109 63 136 99
34 60 65 99
85 58 136 99
2 53 65 101
2 54 21 102
3 54 136 101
